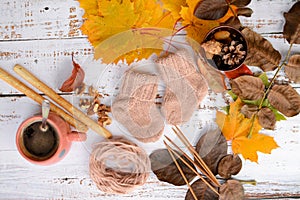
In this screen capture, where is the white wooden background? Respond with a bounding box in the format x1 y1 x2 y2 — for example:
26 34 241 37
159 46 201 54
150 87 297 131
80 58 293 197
0 0 300 199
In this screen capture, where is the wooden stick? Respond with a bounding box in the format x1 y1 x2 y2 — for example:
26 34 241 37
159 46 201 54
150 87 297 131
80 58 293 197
164 141 219 196
173 126 219 186
0 67 88 132
164 136 210 180
173 126 221 187
174 126 217 184
164 141 198 200
174 128 213 181
164 139 219 195
14 64 112 138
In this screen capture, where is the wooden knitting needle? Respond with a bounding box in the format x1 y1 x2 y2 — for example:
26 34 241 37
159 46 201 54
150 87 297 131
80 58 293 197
0 67 88 132
164 141 198 200
14 64 112 139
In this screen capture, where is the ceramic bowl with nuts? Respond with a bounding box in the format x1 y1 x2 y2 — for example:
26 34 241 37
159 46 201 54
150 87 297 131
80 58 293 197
202 26 248 72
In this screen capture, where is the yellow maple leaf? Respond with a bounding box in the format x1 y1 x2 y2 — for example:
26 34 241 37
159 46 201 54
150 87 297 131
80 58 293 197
216 98 279 162
161 0 187 20
179 0 239 44
78 0 176 64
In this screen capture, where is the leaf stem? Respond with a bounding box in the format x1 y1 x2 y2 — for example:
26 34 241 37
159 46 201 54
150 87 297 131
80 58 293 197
247 114 256 138
258 43 293 109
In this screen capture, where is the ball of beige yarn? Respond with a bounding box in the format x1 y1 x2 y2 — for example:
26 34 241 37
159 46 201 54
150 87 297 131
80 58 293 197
89 137 151 194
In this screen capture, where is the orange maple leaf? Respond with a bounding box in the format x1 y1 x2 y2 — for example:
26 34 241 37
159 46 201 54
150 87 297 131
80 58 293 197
216 98 279 162
78 0 176 64
160 0 241 44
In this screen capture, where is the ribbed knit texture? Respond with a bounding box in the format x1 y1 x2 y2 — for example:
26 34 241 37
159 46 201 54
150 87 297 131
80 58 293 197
156 50 208 125
112 70 164 143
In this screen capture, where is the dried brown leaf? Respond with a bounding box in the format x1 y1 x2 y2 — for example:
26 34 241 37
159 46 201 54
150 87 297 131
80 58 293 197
240 104 258 118
217 154 242 179
185 179 218 200
285 54 300 83
195 128 227 175
194 0 229 20
219 180 245 200
150 149 196 186
283 2 300 44
257 107 276 130
197 48 227 93
236 7 253 17
268 84 300 117
220 16 242 29
231 75 265 100
60 55 85 92
230 0 251 7
242 28 281 71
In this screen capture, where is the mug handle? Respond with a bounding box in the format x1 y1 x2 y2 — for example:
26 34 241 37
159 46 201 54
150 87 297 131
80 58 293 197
67 131 87 142
224 64 253 79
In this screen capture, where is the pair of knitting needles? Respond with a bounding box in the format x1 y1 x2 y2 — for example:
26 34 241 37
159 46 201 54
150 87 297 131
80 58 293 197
163 126 221 200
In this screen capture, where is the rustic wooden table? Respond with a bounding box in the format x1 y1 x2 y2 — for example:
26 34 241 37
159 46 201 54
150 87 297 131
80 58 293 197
0 0 300 199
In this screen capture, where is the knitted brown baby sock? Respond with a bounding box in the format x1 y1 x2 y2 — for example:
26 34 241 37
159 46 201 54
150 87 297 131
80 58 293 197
112 70 164 143
156 50 208 125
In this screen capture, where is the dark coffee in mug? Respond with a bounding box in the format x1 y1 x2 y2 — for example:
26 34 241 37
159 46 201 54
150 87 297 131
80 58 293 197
21 121 59 161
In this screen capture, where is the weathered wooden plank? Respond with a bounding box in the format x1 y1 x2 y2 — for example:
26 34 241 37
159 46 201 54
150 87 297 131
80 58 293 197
0 0 83 40
0 0 297 41
1 36 300 95
0 91 299 199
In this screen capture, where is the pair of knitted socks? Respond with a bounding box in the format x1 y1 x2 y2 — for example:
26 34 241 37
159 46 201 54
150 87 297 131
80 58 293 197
112 50 208 143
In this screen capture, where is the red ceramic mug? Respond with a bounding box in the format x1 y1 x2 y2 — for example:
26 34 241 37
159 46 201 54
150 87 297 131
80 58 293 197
16 112 86 165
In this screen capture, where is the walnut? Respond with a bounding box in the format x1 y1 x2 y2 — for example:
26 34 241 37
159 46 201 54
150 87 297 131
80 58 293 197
78 84 112 127
74 83 86 95
201 40 223 59
222 41 246 66
79 98 91 110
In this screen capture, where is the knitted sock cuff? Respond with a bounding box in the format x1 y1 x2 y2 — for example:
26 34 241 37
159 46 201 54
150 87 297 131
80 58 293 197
118 70 159 100
156 51 197 82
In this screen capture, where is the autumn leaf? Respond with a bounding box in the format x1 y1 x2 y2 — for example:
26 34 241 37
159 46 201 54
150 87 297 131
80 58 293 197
180 4 219 44
179 0 252 44
216 98 279 162
185 179 218 200
233 132 279 162
60 54 85 92
285 54 300 83
194 0 229 20
194 0 252 20
150 149 196 186
257 107 276 130
79 0 176 64
267 84 300 117
196 47 227 93
219 180 244 200
230 75 265 100
242 28 281 71
283 1 300 44
161 0 186 20
94 28 173 64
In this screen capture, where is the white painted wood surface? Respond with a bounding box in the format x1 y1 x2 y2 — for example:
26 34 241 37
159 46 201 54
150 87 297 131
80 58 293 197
0 0 300 199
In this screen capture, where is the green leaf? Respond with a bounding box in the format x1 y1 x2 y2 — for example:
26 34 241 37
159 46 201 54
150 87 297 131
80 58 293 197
228 90 238 101
258 73 270 87
269 106 287 121
242 99 262 106
274 111 287 121
221 106 230 114
265 101 287 121
261 98 270 107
